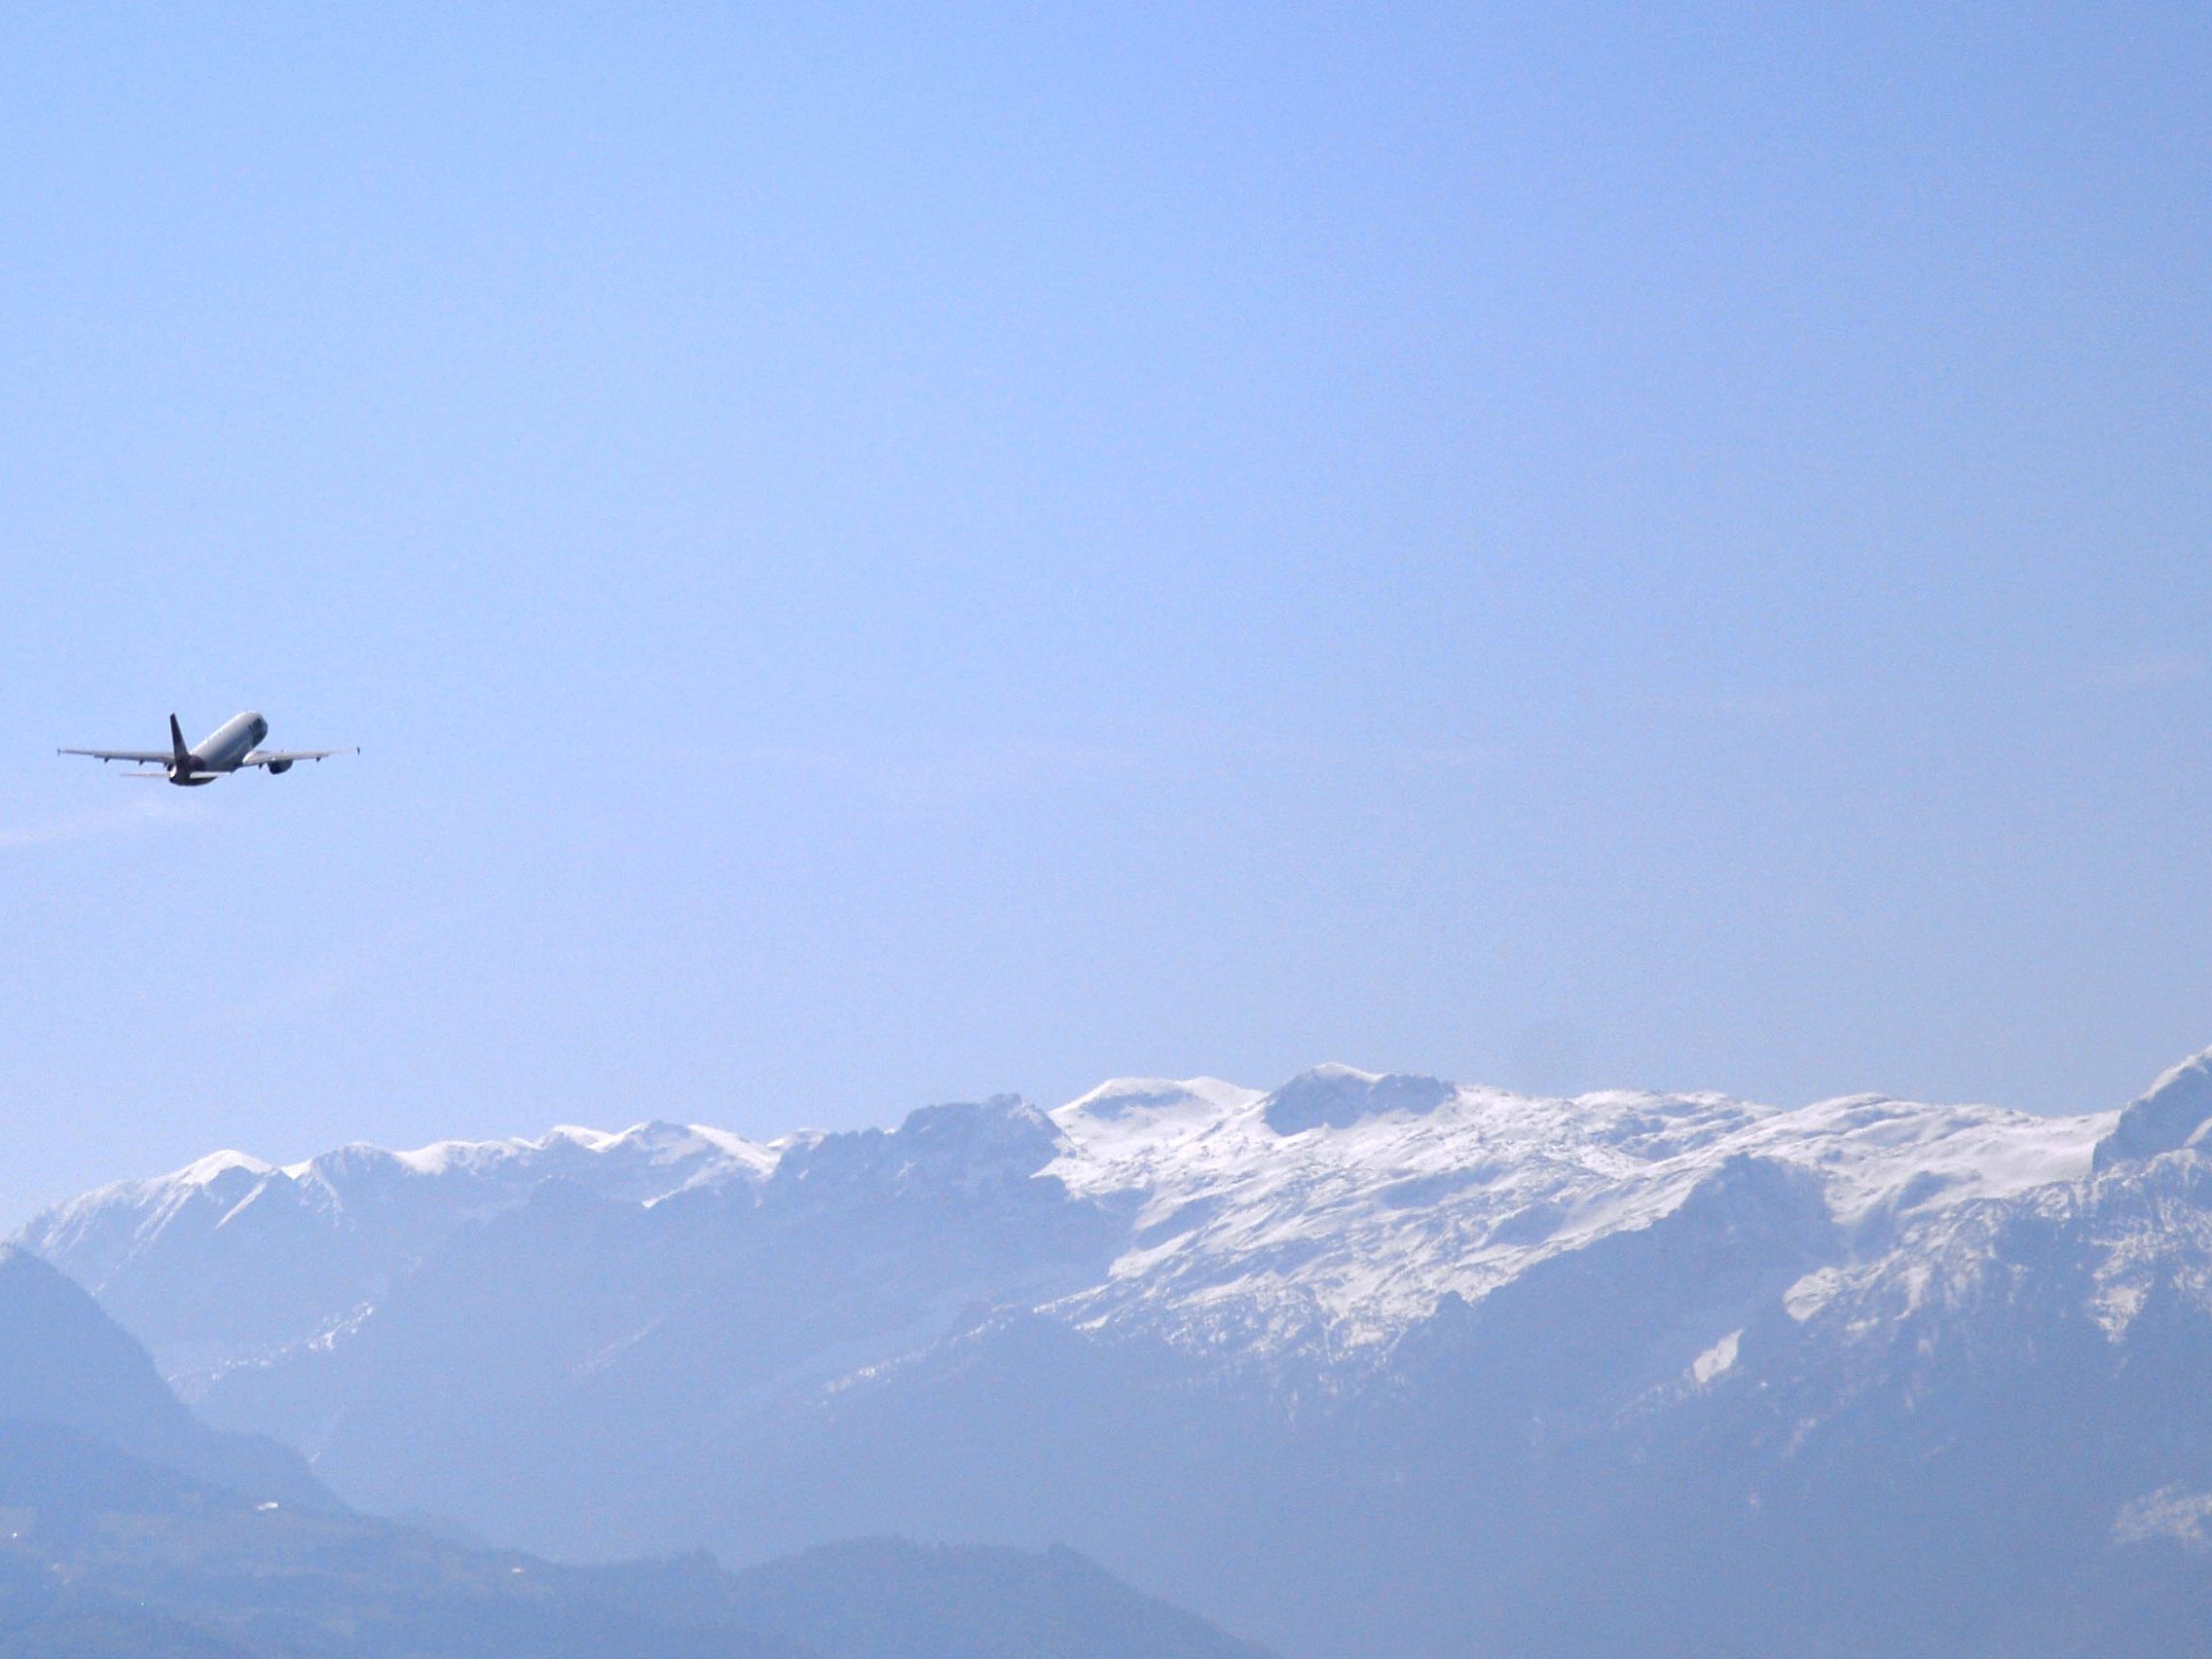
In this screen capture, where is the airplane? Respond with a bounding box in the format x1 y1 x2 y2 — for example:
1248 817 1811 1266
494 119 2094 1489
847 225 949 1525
59 712 355 786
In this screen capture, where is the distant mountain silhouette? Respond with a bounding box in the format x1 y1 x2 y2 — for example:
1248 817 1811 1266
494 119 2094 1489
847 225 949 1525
0 1425 1266 1658
0 1247 328 1512
725 1539 1272 1659
0 1249 1266 1657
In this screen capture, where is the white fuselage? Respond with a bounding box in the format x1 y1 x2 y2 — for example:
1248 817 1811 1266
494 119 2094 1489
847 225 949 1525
60 708 346 783
187 712 269 775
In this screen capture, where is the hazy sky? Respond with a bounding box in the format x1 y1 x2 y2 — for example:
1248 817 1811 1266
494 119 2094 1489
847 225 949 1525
1 3 2207 1226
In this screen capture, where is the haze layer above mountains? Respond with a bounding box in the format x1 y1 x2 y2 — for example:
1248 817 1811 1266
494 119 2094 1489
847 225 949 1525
23 1053 2212 1656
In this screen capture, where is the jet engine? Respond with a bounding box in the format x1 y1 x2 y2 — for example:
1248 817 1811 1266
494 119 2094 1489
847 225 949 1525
268 758 294 774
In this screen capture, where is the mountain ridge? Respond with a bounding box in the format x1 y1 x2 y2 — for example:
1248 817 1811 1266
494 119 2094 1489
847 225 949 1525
18 1060 2120 1387
23 1053 2212 1656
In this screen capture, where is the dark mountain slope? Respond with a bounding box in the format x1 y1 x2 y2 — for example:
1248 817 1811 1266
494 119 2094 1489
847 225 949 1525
725 1538 1274 1659
0 1247 329 1511
0 1243 1263 1659
0 1544 253 1658
0 1427 1268 1659
0 1421 808 1658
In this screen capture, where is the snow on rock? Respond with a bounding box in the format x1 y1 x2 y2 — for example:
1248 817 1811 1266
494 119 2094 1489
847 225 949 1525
1785 1268 1844 1322
2114 1486 2212 1550
1043 1066 2116 1362
1691 1328 1742 1385
2094 1048 2212 1170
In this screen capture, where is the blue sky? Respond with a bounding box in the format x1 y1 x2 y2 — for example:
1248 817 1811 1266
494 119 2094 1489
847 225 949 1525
1 3 2206 1225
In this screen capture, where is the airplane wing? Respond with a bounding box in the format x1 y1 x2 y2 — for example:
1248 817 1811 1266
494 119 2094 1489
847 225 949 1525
57 748 172 763
240 748 357 766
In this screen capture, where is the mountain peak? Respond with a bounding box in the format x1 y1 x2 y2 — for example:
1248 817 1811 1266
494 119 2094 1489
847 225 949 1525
892 1094 1069 1167
1262 1064 1457 1134
1058 1076 1257 1121
174 1151 276 1189
769 1095 1070 1198
2093 1049 2212 1171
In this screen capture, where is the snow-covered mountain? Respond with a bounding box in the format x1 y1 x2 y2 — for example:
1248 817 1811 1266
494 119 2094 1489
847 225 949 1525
18 1120 779 1384
22 1064 2109 1389
1045 1063 2105 1363
22 1052 2212 1658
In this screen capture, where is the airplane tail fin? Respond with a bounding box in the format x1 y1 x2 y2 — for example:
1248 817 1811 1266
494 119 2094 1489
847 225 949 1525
168 714 188 769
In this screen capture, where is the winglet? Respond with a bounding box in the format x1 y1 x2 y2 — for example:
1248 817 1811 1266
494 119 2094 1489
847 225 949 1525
168 714 188 769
